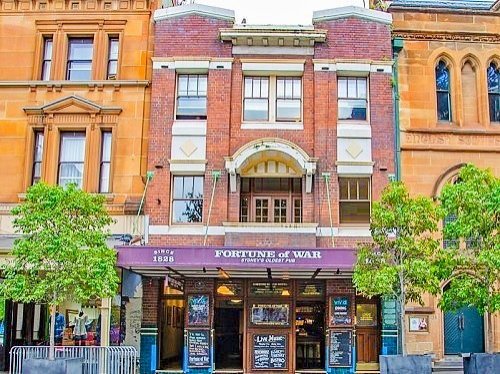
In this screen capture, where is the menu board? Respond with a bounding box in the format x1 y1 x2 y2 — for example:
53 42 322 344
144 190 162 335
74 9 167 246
252 334 287 370
330 295 353 326
187 330 210 368
328 330 353 368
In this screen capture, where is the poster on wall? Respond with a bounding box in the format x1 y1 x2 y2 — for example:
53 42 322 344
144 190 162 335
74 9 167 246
328 329 353 368
187 295 209 326
252 333 287 370
409 316 429 332
251 304 290 326
187 330 211 368
330 295 353 327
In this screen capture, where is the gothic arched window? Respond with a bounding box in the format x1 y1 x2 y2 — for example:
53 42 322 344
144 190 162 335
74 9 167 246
487 62 500 122
436 60 452 121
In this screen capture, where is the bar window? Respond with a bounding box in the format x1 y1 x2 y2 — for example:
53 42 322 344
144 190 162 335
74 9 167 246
339 178 370 224
41 37 53 81
99 131 112 193
338 77 368 120
172 176 203 223
243 77 269 121
32 130 44 185
58 132 86 188
107 37 119 79
276 77 301 121
436 60 452 121
66 38 93 81
176 74 207 120
487 62 500 123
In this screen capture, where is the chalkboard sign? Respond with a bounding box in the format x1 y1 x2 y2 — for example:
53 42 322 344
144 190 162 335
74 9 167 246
187 330 210 368
328 330 353 368
252 334 287 370
330 295 353 326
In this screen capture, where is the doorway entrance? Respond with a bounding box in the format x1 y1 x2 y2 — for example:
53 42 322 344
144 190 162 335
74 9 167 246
444 306 484 354
215 302 243 370
356 297 380 367
295 301 325 370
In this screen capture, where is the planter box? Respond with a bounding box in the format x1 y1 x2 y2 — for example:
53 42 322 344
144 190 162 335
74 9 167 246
23 357 83 374
380 354 432 374
463 353 500 374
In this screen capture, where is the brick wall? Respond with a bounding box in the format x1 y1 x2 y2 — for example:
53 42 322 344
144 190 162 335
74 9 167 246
141 277 160 326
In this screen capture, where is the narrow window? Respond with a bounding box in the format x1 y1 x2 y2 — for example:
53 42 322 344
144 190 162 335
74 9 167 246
339 178 371 224
487 62 500 122
176 74 207 120
99 131 112 193
443 214 458 249
41 37 53 81
107 37 119 79
276 77 301 121
32 130 44 185
172 176 204 223
58 132 86 188
243 77 269 121
338 77 368 121
66 38 93 81
436 60 452 121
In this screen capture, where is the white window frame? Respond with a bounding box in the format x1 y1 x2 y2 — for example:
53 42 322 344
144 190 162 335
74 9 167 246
337 76 369 122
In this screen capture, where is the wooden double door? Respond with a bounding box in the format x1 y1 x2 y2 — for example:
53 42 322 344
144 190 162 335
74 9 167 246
356 298 380 364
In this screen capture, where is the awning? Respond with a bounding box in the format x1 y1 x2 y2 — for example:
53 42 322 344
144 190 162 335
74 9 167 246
116 245 356 278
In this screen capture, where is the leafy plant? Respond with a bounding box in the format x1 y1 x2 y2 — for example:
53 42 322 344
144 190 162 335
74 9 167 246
0 183 119 359
353 182 442 355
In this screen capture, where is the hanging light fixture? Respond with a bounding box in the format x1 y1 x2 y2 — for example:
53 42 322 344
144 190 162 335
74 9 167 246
217 284 235 296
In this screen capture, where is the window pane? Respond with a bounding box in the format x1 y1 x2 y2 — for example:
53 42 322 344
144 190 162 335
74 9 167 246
99 163 111 193
59 163 84 188
44 39 53 59
357 78 367 99
240 196 249 222
244 98 268 121
67 61 92 81
172 200 202 223
358 179 370 200
340 202 370 223
339 178 349 200
260 78 269 98
338 78 347 98
182 176 194 199
437 92 451 121
252 78 261 97
276 78 285 98
241 178 250 193
193 176 203 198
107 60 117 77
293 199 302 223
292 79 301 99
349 179 357 200
68 39 93 60
34 132 44 162
338 99 367 120
347 78 357 98
292 178 302 193
173 177 184 199
436 61 450 91
101 132 112 162
198 75 207 95
276 99 301 121
284 79 293 98
60 133 85 162
244 78 253 97
489 94 500 122
109 39 119 59
187 75 198 95
177 97 207 119
487 64 499 93
178 75 188 96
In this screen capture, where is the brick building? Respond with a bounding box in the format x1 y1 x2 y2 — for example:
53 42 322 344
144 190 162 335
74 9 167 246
0 0 156 368
116 4 397 374
390 0 500 359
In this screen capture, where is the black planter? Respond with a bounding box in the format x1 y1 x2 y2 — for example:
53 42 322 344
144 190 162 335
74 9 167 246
23 357 83 374
380 354 432 374
463 353 500 374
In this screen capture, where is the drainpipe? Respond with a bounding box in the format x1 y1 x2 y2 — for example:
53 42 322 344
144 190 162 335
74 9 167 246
392 37 404 181
322 173 335 247
203 170 221 246
132 170 154 238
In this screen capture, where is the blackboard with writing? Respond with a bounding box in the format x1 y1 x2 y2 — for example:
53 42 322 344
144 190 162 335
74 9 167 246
252 334 287 370
328 330 353 368
330 295 353 326
187 330 210 368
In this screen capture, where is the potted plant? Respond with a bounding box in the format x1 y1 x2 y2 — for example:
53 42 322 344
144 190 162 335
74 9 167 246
0 183 120 373
353 182 442 373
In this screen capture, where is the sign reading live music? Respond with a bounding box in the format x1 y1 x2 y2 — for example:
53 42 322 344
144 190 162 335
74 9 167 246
116 246 356 269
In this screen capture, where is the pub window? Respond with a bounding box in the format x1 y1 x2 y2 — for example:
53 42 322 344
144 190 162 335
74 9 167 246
338 77 368 121
58 132 86 188
66 37 94 81
172 176 204 223
240 178 302 223
339 178 370 224
276 77 301 121
487 62 500 123
41 37 53 81
176 74 207 120
243 76 269 121
32 130 44 185
107 37 119 79
99 131 112 193
436 60 452 122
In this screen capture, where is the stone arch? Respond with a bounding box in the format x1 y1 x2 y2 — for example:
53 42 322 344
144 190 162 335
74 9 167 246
225 138 317 193
432 163 466 198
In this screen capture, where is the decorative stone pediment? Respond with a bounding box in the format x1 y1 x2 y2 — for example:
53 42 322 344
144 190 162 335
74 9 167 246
24 95 122 115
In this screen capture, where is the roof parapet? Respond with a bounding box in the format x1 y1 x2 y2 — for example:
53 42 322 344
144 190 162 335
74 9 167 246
154 3 235 23
312 5 392 25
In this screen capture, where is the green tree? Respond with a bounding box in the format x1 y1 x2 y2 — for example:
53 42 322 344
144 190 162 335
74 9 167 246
353 182 442 355
438 164 500 352
0 183 119 359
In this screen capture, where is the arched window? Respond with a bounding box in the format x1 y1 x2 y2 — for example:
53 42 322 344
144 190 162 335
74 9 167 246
436 60 452 121
487 62 500 122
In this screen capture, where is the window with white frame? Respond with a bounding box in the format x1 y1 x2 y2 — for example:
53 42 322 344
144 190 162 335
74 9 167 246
107 37 119 79
32 130 44 185
176 74 207 120
338 77 368 121
41 37 53 81
66 38 93 81
58 132 86 188
339 178 370 224
244 77 269 121
276 77 302 121
99 131 112 193
172 176 204 223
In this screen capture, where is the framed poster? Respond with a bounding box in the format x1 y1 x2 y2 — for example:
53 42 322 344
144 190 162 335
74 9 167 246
251 303 290 326
252 333 287 370
329 295 353 327
409 316 429 332
328 329 353 367
187 294 210 326
176 306 183 328
187 329 211 368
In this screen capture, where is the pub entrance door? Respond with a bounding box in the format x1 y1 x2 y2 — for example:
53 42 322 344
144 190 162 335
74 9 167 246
214 302 244 370
296 301 325 370
356 297 380 369
160 296 185 370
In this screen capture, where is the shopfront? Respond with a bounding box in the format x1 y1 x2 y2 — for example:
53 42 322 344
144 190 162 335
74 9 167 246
118 246 398 374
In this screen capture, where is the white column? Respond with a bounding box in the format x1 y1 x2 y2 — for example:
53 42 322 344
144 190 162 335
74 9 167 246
100 297 111 347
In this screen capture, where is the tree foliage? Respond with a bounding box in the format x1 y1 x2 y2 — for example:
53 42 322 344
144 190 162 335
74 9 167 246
0 183 120 306
437 164 500 315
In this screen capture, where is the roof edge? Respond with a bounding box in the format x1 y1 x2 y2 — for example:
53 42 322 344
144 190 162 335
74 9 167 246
312 6 392 25
154 3 235 23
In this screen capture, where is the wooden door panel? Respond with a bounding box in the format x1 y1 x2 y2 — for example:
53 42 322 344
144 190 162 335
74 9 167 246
357 328 379 363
